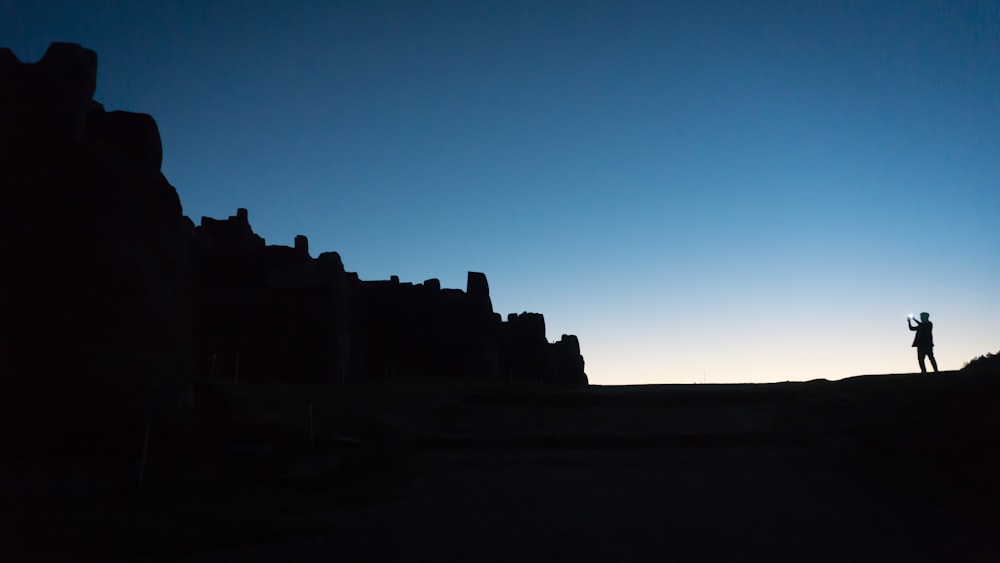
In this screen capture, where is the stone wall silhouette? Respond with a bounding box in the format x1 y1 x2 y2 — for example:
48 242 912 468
0 43 194 451
192 211 587 385
0 40 587 437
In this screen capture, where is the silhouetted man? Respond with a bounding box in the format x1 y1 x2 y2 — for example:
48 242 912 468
908 312 938 373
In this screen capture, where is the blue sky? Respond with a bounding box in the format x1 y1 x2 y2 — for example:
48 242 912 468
5 0 999 383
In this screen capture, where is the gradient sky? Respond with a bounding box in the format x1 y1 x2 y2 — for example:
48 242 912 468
5 0 999 384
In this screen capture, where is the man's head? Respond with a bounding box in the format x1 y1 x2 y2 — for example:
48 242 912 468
920 312 930 322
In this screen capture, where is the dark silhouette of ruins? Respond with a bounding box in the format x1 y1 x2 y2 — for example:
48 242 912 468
0 42 585 449
193 208 586 385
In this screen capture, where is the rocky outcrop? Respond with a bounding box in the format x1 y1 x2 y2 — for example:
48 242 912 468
0 41 587 455
191 211 587 385
496 313 587 384
0 42 97 149
0 43 193 453
190 212 350 384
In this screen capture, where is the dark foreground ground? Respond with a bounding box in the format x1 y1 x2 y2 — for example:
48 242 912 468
4 370 999 562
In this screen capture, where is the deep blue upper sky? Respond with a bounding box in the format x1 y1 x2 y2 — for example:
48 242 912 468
5 0 999 383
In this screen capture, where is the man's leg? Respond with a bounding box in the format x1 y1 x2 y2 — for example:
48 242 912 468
928 349 938 372
918 349 927 373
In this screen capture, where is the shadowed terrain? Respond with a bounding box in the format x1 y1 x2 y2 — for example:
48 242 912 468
4 369 998 562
